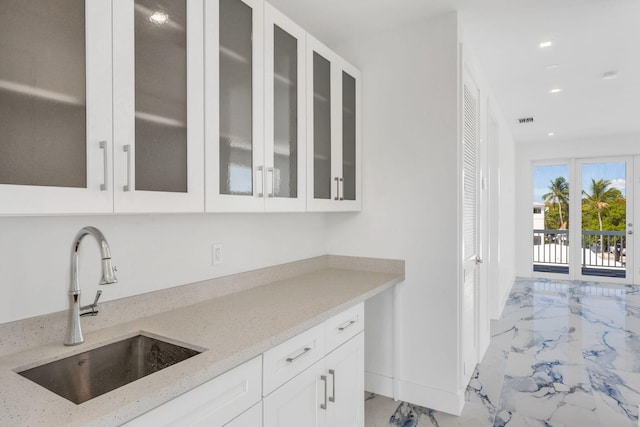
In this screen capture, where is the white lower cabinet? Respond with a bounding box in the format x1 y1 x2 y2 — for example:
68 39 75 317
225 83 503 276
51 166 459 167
224 401 263 426
124 304 364 427
264 332 364 427
124 356 262 427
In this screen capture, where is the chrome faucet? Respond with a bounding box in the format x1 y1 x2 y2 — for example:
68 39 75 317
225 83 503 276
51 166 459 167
64 226 117 346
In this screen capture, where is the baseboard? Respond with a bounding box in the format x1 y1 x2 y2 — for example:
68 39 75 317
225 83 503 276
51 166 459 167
397 379 464 415
365 371 394 398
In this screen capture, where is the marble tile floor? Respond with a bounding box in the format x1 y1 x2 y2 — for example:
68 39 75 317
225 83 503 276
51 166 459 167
365 277 640 427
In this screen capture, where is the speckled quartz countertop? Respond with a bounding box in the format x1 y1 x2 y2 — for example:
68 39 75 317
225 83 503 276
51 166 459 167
0 255 403 426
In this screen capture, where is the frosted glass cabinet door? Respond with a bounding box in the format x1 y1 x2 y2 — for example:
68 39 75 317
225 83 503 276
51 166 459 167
112 0 204 213
205 0 265 212
263 4 306 212
306 36 361 212
0 0 113 214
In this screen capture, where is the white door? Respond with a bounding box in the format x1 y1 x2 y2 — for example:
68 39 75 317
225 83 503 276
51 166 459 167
0 0 113 215
575 157 633 284
113 0 205 213
325 333 364 427
461 69 481 384
263 359 327 427
264 4 307 212
205 0 265 212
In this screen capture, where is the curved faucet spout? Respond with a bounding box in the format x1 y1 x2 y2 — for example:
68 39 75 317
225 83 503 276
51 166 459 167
65 226 117 346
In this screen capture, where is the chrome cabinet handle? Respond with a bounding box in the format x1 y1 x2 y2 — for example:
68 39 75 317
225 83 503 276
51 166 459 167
320 374 328 410
329 369 336 403
337 319 356 331
267 167 275 198
286 346 311 363
339 177 344 201
123 145 132 192
334 177 340 200
476 256 483 264
99 141 108 191
256 166 264 198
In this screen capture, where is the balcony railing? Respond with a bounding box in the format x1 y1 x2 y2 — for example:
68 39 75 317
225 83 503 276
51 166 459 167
532 229 626 278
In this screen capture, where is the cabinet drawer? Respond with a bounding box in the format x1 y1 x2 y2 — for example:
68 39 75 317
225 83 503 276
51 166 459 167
224 401 262 427
263 323 325 395
325 303 364 353
125 356 262 427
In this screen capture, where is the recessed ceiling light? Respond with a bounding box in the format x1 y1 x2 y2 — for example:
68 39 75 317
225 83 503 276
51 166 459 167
539 41 553 48
602 71 619 80
149 10 169 25
549 88 562 94
548 132 555 137
545 64 560 70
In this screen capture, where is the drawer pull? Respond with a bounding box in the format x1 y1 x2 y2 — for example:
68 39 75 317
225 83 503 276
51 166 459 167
329 369 336 403
337 320 356 332
320 374 328 410
286 346 311 363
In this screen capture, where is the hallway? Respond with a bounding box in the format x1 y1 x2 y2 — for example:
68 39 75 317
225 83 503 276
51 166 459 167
366 277 640 426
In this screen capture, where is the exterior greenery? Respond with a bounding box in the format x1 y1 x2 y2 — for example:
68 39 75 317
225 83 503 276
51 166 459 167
543 177 626 237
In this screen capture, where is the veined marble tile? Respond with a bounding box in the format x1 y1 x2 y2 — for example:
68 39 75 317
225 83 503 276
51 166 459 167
587 363 640 427
496 351 597 426
365 278 640 427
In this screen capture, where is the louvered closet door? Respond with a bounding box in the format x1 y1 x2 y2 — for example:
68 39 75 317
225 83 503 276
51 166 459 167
461 69 480 385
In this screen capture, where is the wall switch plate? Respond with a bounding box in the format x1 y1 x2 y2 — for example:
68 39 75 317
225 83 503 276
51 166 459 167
212 243 223 266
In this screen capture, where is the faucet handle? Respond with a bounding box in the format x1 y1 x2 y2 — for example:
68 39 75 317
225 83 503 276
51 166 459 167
92 290 103 306
80 290 102 317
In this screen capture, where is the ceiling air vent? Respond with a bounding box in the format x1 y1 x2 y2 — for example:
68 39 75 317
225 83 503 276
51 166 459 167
517 117 535 124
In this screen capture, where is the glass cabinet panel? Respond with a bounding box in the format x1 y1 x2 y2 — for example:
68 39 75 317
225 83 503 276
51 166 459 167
342 71 356 201
134 0 187 193
0 0 86 188
219 0 253 196
272 25 297 198
313 52 331 200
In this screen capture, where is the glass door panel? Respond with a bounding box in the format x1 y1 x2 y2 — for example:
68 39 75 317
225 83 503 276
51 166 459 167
219 0 253 196
579 160 631 279
0 0 87 188
134 0 188 193
341 71 356 201
312 52 332 200
532 164 570 274
272 25 298 199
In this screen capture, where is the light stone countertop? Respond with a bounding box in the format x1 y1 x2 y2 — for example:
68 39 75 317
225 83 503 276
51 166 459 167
0 256 403 426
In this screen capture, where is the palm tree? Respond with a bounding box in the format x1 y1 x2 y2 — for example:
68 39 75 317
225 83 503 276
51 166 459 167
542 177 569 229
582 178 620 232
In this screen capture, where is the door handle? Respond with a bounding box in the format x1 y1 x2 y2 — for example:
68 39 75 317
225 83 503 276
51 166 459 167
320 375 328 410
328 369 336 403
475 256 483 264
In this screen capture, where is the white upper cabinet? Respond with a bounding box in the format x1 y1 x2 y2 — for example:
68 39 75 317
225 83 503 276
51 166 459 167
0 0 113 215
113 0 205 213
306 36 362 212
205 0 307 213
205 0 265 212
263 4 307 212
0 0 360 216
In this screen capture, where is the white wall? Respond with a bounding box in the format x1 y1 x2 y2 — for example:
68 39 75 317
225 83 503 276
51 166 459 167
0 213 327 324
329 12 462 407
328 11 517 412
515 132 640 278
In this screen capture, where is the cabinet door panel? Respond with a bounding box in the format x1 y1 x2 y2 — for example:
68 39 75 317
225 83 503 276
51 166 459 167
113 0 204 213
205 0 264 212
0 0 113 214
263 359 326 427
224 401 262 427
264 5 306 212
326 332 364 427
306 36 361 212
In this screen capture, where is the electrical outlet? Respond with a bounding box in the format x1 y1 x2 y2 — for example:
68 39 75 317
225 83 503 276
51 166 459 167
212 243 223 266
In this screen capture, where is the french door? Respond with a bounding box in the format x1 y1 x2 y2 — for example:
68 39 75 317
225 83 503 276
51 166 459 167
574 157 633 283
533 157 635 284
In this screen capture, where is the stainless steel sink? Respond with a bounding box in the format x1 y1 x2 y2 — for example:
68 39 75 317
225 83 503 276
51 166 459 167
18 335 201 404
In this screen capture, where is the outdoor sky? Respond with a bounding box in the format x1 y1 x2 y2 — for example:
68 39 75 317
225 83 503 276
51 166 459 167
533 162 626 204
